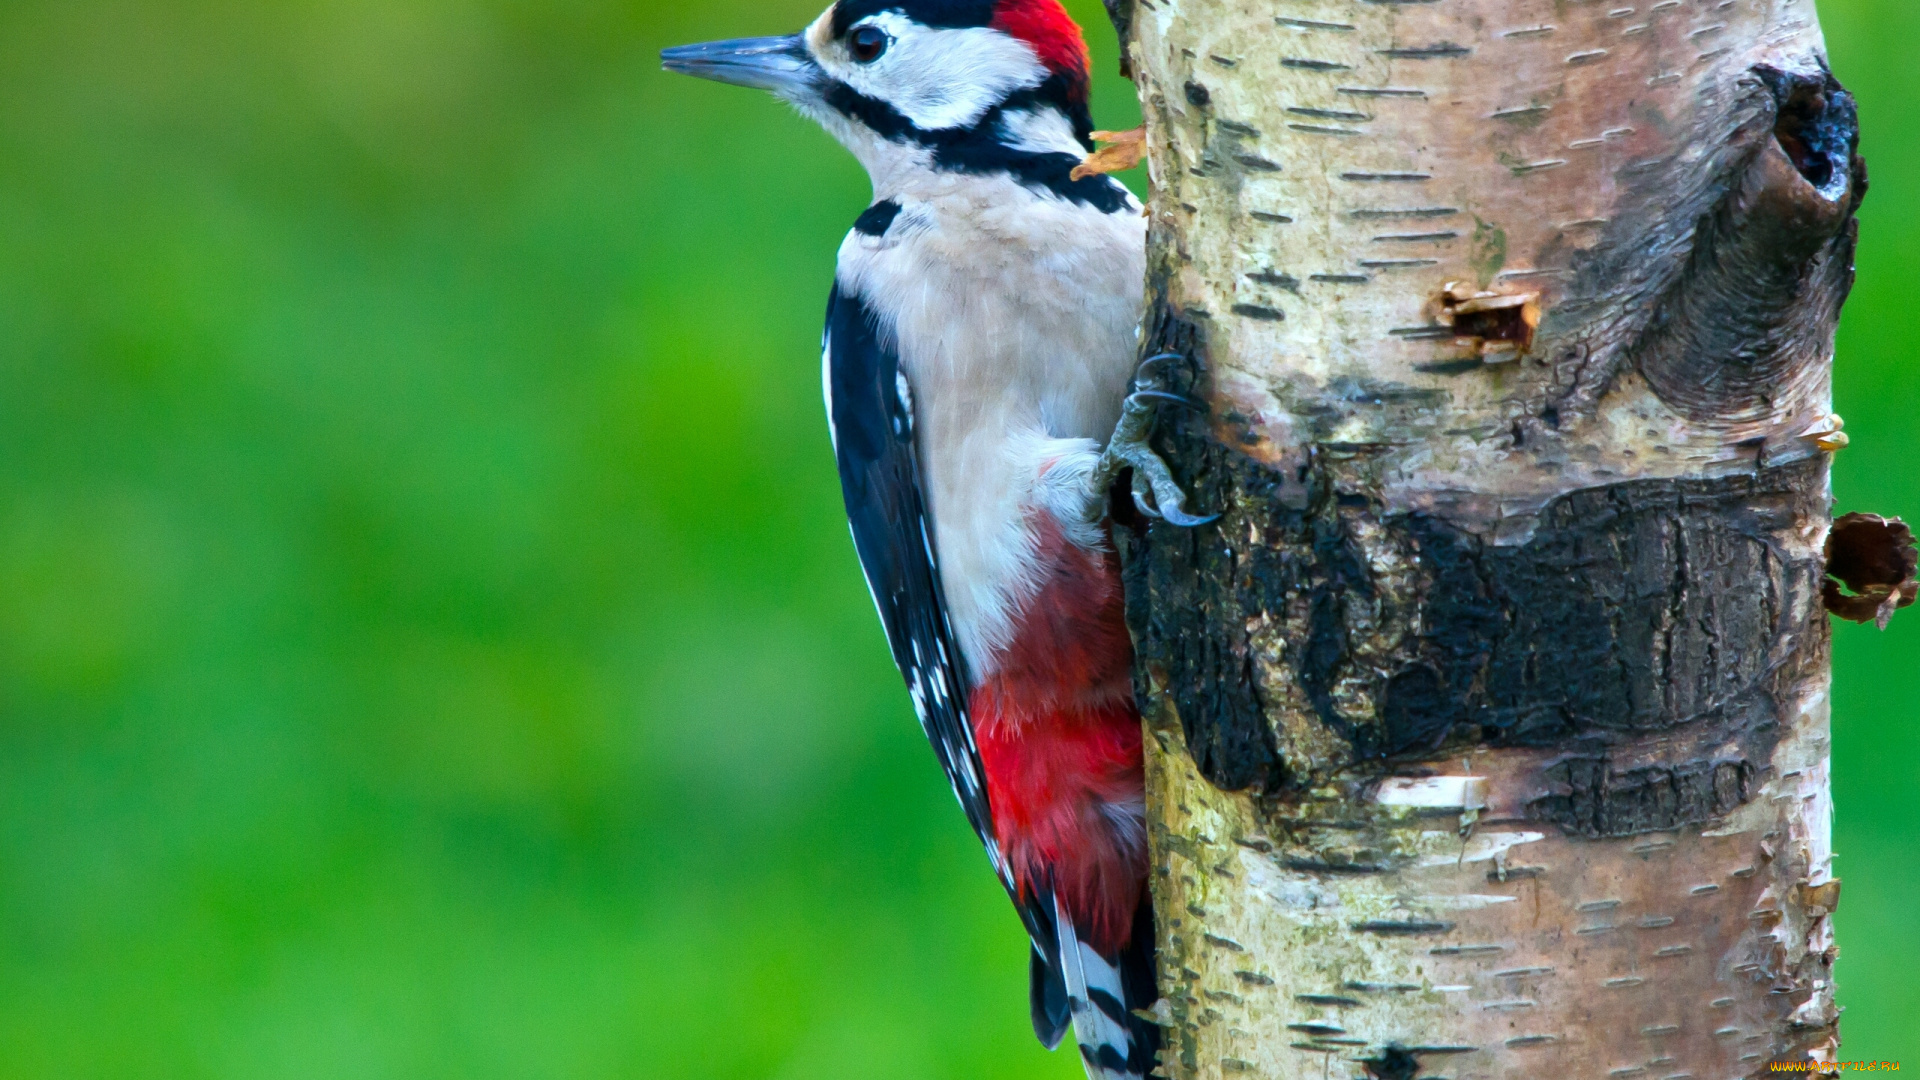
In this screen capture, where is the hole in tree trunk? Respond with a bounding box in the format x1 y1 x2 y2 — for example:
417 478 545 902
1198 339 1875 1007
1433 283 1541 360
1756 65 1863 203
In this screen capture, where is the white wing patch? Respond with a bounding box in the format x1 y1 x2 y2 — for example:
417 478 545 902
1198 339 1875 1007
822 328 839 451
998 107 1088 157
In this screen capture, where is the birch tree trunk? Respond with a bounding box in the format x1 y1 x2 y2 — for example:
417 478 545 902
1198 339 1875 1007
1098 0 1905 1075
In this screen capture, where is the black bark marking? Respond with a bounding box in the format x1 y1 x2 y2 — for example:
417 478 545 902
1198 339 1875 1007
1361 1047 1421 1080
1376 43 1471 59
1248 270 1302 292
1285 858 1389 875
1352 920 1453 935
1230 303 1285 321
1282 58 1352 72
1121 309 1289 793
1528 758 1757 838
1119 316 1826 795
1285 1021 1345 1035
1296 994 1364 1007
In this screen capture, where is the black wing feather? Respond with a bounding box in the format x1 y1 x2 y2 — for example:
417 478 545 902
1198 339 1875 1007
823 279 1059 959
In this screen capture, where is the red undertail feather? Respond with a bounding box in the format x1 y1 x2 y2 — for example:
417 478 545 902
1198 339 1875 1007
991 0 1091 98
972 517 1145 955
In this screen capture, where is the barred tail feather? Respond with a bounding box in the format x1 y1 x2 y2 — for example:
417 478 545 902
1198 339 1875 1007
1052 894 1159 1080
1031 942 1072 1049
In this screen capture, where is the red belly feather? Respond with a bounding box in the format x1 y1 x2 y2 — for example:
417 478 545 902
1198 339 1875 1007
970 517 1146 954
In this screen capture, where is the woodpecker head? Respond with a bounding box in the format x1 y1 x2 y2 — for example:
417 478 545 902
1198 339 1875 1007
664 1 1122 206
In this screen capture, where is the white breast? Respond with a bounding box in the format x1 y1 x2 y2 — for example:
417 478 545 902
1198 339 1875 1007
836 176 1148 675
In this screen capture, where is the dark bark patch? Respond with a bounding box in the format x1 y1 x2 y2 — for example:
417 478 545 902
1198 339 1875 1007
1415 358 1485 376
1527 757 1757 838
1380 473 1810 752
1121 311 1291 793
1823 512 1917 627
1122 348 1827 793
1360 1047 1421 1080
1285 1022 1345 1035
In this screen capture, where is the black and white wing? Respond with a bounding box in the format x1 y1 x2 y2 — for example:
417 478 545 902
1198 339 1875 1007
821 278 1065 989
822 279 996 867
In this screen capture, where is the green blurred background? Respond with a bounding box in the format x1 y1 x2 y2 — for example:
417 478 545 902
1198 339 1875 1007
0 0 1911 1075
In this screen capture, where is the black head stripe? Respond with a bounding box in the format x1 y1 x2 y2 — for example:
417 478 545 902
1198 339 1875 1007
928 138 1130 213
824 82 917 141
822 82 1128 213
831 0 998 36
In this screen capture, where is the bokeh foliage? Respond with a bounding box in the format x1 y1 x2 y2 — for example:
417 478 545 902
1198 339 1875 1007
0 0 1910 1075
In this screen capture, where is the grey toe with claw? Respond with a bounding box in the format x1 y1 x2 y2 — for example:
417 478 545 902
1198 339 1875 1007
1089 376 1219 529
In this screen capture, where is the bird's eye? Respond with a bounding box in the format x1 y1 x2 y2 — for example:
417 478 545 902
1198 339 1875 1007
849 26 890 64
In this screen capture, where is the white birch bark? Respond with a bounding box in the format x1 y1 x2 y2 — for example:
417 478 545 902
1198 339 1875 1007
1103 0 1889 1075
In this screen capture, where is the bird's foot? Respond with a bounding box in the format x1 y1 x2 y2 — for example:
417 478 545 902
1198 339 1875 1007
1088 354 1218 528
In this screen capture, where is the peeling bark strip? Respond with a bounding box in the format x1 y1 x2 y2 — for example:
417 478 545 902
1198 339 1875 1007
1108 0 1862 1075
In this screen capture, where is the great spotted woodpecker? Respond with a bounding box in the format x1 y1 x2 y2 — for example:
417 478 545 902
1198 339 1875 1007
665 6 1208 1077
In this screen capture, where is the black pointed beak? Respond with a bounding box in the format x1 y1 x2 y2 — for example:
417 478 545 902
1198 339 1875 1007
661 35 821 98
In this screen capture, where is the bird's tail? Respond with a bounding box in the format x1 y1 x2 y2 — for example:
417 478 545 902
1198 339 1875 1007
1034 892 1160 1080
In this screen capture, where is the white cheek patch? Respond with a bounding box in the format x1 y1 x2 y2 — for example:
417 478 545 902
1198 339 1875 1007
998 107 1084 156
816 11 1049 132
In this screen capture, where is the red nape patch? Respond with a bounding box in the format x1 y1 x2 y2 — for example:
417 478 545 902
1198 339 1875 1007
991 0 1091 93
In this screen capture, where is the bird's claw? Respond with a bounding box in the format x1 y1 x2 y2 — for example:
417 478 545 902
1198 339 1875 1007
1091 380 1219 528
1135 353 1188 385
1128 389 1205 410
1131 463 1220 527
